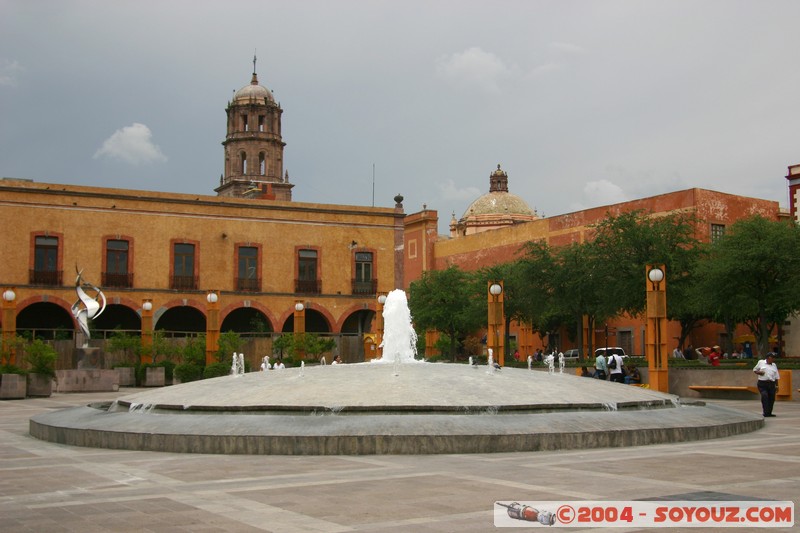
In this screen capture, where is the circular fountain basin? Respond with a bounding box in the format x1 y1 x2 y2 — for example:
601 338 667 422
29 363 763 455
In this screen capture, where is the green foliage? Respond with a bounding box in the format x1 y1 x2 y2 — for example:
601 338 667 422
408 266 484 361
137 360 175 383
433 333 456 358
216 331 243 363
174 363 203 383
181 335 206 366
203 361 231 379
22 339 58 378
0 335 26 366
0 363 26 375
693 215 800 356
271 333 336 360
249 316 272 333
150 330 181 363
106 330 142 365
513 211 702 353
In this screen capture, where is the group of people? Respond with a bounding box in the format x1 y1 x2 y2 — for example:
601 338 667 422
589 352 641 384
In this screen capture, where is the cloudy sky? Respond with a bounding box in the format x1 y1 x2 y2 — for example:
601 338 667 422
2 1 799 234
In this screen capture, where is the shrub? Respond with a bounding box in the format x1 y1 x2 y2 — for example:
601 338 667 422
174 363 203 383
203 362 230 379
23 339 58 379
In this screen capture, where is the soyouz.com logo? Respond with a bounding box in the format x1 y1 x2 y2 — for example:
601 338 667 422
494 500 794 528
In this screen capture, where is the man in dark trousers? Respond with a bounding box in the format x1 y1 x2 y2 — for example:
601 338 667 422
753 352 780 417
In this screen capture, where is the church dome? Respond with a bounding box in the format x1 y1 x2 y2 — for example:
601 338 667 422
453 164 537 238
461 164 534 218
464 191 535 217
233 73 275 105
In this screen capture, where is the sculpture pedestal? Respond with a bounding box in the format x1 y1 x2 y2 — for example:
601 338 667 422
74 346 104 369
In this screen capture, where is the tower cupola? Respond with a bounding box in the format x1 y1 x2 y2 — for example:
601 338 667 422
215 55 293 200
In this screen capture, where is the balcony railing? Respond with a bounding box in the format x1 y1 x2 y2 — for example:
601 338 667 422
352 279 377 296
236 277 261 292
29 269 62 286
295 279 321 294
102 272 134 288
170 275 198 291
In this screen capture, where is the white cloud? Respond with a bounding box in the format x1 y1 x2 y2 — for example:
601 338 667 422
93 123 167 165
438 179 482 201
584 179 629 206
0 59 22 86
436 47 514 93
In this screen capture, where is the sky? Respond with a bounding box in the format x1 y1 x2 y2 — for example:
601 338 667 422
2 0 799 235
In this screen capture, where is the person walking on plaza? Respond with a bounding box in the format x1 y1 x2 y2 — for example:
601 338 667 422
753 352 780 417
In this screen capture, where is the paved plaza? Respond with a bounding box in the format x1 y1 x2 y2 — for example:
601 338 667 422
1 390 798 532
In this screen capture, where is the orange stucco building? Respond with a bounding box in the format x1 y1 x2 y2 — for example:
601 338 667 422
405 174 788 359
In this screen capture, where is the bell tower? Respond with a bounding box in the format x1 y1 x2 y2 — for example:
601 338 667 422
215 56 293 200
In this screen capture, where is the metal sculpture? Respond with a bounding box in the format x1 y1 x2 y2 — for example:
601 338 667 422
71 268 106 347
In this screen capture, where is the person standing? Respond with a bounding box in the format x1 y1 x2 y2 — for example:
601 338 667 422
594 351 607 380
753 352 780 417
608 352 625 383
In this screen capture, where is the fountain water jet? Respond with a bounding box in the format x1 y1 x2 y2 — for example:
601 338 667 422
374 289 419 365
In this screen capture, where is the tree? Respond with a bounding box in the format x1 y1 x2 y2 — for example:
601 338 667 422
590 210 700 318
694 215 800 356
216 331 243 363
408 266 484 361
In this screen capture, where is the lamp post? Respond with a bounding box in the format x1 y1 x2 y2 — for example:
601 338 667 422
294 301 306 360
376 292 387 359
2 288 17 365
488 281 505 366
141 299 154 364
206 291 220 365
645 265 669 392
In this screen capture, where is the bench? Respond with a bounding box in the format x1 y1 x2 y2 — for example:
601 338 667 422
688 385 758 395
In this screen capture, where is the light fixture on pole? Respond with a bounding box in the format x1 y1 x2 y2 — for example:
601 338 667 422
140 299 154 364
645 265 668 393
487 281 505 367
1 288 17 365
294 301 306 360
205 291 221 365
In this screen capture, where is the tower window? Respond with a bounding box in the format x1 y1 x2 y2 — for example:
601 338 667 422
240 151 247 174
258 115 265 132
259 152 266 175
242 114 248 131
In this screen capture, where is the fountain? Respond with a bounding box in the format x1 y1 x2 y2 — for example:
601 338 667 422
29 287 764 455
231 352 245 376
374 289 418 365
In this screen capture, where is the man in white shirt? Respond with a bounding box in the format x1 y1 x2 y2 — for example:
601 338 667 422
608 352 625 383
753 352 780 417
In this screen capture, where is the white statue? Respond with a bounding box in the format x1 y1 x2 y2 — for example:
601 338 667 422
71 268 106 348
558 352 565 373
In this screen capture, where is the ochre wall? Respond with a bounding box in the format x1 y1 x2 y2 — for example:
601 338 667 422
0 179 399 333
